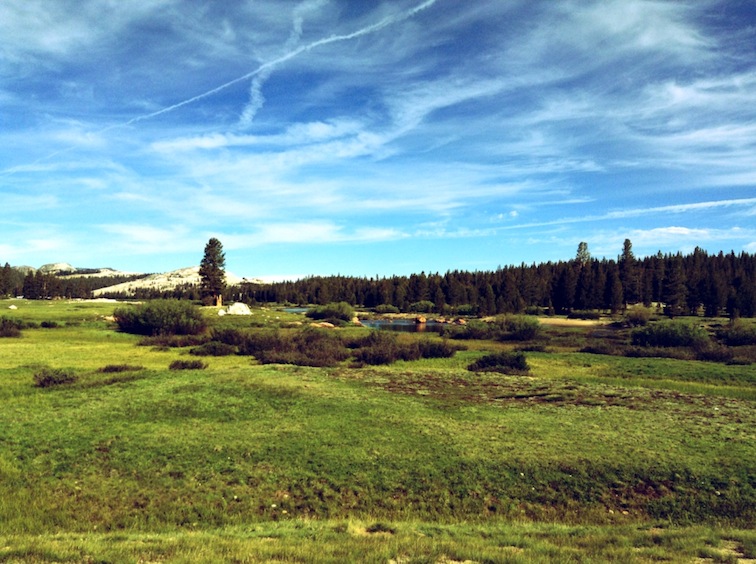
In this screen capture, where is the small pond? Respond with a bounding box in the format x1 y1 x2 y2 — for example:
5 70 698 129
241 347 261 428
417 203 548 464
359 319 445 333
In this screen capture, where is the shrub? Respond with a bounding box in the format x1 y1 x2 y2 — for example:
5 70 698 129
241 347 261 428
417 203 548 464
241 328 350 367
98 364 145 373
114 300 207 336
695 344 734 363
374 304 400 314
417 339 464 358
0 317 23 338
625 306 652 327
40 320 59 328
631 320 710 348
190 341 237 356
580 343 624 356
441 320 497 340
408 300 435 313
33 367 77 388
306 302 355 322
501 315 542 341
351 331 421 365
454 304 479 316
169 360 207 370
138 334 209 348
468 352 529 374
717 321 756 346
211 327 249 347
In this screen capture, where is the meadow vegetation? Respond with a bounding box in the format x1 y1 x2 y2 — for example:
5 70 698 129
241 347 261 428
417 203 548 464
0 299 753 562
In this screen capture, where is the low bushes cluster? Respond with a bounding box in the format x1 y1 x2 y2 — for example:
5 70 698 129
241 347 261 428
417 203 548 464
139 334 209 348
631 320 709 348
114 300 207 336
189 341 237 356
33 367 77 388
717 321 756 346
256 329 351 367
374 304 400 314
351 331 421 365
194 326 465 367
468 351 530 374
442 315 541 342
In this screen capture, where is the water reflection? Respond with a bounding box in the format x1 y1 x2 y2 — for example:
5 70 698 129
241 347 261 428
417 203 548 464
360 319 444 333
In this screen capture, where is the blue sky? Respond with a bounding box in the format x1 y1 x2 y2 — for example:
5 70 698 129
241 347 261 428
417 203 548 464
1 0 755 280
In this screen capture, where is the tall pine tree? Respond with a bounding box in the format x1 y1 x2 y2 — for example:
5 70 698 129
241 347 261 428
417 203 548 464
199 238 226 307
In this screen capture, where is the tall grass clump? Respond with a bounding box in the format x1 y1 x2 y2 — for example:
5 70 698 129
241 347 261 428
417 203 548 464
113 300 207 336
631 320 710 348
0 316 23 337
33 367 77 388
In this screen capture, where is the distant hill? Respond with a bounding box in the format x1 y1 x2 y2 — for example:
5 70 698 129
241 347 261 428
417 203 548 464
92 266 254 297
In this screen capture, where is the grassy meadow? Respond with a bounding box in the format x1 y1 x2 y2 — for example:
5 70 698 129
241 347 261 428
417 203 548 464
0 299 754 563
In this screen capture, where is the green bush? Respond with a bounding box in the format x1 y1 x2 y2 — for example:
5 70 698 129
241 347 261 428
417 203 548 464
374 304 400 314
236 328 350 367
114 300 208 336
138 334 209 348
305 302 355 322
631 320 710 348
408 300 435 313
417 339 464 358
190 341 237 356
33 367 77 388
169 359 207 370
352 331 420 365
501 315 542 341
625 307 652 327
0 317 23 338
468 352 529 374
717 321 756 346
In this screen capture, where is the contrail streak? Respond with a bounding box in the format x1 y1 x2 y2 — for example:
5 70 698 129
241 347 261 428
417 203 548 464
127 0 438 126
239 0 328 128
1 0 438 176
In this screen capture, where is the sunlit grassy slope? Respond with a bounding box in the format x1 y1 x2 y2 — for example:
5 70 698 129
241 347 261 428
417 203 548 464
0 299 754 562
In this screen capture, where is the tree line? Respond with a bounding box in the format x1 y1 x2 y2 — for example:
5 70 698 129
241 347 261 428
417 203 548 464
0 264 143 300
237 241 756 318
3 240 755 317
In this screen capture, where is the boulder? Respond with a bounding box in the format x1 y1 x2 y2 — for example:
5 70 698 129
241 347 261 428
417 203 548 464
226 302 252 316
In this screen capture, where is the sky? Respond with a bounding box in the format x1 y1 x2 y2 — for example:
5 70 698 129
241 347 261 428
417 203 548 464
1 0 755 280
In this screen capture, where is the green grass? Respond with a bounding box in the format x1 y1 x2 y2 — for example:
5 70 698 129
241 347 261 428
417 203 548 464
1 522 754 563
1 299 754 561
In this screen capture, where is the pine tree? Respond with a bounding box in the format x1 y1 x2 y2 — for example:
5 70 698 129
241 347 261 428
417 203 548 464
619 238 639 306
199 238 226 307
